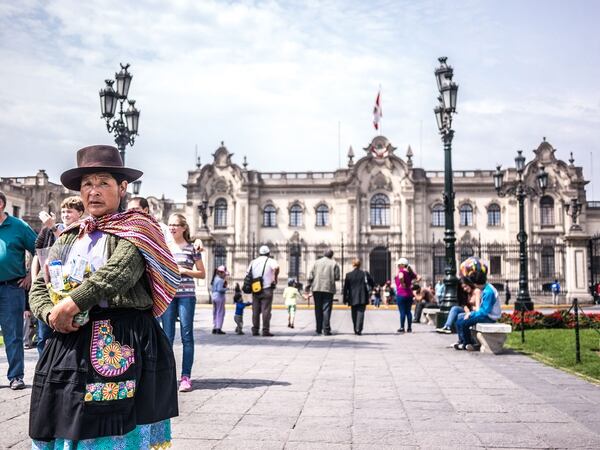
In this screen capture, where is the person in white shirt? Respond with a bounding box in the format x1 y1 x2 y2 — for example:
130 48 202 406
247 245 279 337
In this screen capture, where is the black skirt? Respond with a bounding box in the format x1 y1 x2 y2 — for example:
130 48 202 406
29 307 179 442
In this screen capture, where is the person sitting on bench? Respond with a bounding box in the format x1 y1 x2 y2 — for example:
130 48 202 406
453 257 501 351
413 284 437 323
436 280 480 334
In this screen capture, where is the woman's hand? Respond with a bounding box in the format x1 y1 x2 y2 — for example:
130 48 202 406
49 297 81 333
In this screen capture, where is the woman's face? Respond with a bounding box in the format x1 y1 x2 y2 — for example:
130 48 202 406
80 173 126 218
168 218 185 239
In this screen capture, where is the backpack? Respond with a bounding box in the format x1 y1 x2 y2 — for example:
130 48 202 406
242 257 269 294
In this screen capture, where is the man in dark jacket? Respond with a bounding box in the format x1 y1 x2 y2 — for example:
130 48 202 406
343 258 374 335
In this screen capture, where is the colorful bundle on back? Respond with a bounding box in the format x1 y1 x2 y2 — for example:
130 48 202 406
459 256 488 286
66 210 181 317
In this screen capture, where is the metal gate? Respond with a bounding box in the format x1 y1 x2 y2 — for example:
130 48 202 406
369 246 391 285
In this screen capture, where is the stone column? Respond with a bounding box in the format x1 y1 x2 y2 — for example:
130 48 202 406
564 230 591 304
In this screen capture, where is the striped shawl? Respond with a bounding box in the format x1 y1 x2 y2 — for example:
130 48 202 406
64 210 181 317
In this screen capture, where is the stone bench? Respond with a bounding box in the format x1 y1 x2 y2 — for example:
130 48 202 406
421 308 440 326
474 323 512 354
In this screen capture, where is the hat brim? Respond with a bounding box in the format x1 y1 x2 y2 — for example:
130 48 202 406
60 166 143 191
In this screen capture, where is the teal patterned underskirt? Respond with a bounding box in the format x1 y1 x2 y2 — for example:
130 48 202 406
32 419 171 450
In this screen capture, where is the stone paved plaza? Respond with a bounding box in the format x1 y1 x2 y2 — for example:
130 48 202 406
2 306 600 449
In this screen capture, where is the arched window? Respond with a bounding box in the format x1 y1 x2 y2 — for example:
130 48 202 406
540 196 554 226
288 244 301 279
487 204 501 227
214 198 227 228
263 205 277 227
316 204 329 227
370 194 390 226
289 204 303 227
214 244 227 269
459 204 473 227
432 204 445 227
541 245 555 277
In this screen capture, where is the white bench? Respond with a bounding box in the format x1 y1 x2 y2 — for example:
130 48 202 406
421 308 440 326
474 323 512 354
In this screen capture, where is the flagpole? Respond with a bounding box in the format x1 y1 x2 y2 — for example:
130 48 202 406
379 84 382 136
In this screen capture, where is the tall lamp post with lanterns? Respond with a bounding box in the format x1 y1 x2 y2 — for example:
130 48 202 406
433 56 459 327
494 150 549 314
565 197 583 231
99 63 140 164
197 194 213 231
132 180 142 196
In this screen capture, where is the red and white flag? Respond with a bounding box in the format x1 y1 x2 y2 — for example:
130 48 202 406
373 90 382 130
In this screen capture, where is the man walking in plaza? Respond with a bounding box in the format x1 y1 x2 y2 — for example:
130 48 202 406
0 191 37 390
248 245 279 336
308 249 340 335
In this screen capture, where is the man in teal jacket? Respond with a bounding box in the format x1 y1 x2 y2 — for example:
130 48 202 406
0 191 37 390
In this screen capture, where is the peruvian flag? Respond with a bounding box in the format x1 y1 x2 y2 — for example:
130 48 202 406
373 90 382 130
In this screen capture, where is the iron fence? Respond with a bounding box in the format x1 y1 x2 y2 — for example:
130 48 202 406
201 240 566 297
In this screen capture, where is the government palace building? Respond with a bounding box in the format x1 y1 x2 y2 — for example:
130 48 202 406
2 136 599 303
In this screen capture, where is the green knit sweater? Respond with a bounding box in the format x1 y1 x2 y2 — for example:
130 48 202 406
29 229 154 325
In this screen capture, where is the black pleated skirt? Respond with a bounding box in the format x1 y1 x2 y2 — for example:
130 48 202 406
29 307 178 442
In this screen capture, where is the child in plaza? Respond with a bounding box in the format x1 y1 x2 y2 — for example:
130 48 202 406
283 279 302 328
233 283 251 334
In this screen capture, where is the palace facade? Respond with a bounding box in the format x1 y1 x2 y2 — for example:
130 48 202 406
159 136 599 303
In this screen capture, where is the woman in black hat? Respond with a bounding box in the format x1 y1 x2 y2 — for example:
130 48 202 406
29 145 180 449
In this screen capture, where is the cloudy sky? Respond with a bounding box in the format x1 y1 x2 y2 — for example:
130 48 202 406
1 0 599 201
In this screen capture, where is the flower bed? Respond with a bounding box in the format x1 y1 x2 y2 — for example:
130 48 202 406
499 309 600 330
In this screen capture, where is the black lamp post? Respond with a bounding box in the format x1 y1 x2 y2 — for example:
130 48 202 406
494 150 549 313
433 56 459 327
565 197 583 231
132 180 142 196
99 63 140 164
197 194 213 231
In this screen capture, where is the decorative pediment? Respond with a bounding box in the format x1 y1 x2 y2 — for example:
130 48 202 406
369 171 392 191
213 177 230 194
532 137 557 164
287 200 306 211
212 141 234 168
363 135 397 161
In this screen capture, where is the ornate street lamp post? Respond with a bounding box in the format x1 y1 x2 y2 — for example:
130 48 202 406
565 197 583 231
99 63 140 164
132 180 142 196
197 194 213 231
494 150 548 314
433 57 459 327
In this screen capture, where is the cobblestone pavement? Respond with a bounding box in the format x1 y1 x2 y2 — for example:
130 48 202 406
2 306 600 449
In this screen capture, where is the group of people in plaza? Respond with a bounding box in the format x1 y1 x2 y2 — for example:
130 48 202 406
0 144 504 448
